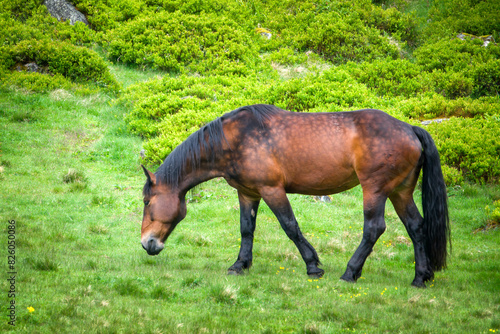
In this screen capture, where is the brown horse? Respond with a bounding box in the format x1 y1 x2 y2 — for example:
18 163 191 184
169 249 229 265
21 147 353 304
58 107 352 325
140 104 450 287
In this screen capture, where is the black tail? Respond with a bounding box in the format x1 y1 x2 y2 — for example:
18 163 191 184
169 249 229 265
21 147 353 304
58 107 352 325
413 126 450 271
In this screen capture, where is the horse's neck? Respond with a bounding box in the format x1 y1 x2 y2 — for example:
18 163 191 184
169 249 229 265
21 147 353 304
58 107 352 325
162 136 227 195
177 162 225 195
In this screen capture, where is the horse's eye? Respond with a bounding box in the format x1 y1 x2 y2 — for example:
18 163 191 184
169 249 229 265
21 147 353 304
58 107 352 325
144 200 150 206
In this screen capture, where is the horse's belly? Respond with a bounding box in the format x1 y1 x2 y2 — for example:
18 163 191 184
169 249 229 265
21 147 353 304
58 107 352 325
284 167 360 195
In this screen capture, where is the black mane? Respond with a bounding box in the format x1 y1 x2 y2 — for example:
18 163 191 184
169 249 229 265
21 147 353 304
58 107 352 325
148 104 283 190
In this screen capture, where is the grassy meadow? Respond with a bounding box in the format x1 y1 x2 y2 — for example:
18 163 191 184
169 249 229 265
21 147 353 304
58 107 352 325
0 65 499 333
1 0 500 332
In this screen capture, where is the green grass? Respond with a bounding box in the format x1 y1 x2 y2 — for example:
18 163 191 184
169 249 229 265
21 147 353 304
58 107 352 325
0 71 499 333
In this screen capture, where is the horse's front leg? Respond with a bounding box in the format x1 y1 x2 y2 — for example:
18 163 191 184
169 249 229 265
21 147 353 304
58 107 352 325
228 192 260 275
261 186 324 278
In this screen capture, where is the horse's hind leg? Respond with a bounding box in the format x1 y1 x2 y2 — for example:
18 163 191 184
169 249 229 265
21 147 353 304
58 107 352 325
228 191 260 275
261 187 324 278
389 191 432 288
341 192 387 282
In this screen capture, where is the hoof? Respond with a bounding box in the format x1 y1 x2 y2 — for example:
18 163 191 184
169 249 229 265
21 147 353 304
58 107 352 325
340 267 361 283
307 268 325 279
411 280 427 288
228 266 248 276
340 276 356 283
227 268 242 276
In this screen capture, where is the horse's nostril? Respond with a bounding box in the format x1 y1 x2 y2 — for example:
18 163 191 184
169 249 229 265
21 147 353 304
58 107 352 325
142 236 163 255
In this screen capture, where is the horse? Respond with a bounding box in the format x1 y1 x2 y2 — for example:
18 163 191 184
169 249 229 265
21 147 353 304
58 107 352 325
140 104 450 287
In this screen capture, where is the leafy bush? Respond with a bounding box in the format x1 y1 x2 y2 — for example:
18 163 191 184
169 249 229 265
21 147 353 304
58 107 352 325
361 5 418 46
485 200 500 225
431 70 473 99
349 59 427 98
398 94 500 119
427 116 500 183
414 39 500 73
1 39 119 91
291 12 400 63
71 0 145 31
266 67 379 112
0 7 109 93
104 11 261 75
0 0 43 21
354 40 499 100
267 47 308 66
0 14 45 46
472 59 500 97
0 1 96 46
441 164 464 187
0 71 75 92
148 0 249 17
423 0 500 42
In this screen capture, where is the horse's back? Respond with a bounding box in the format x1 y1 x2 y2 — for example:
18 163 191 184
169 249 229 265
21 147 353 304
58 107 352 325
223 107 422 196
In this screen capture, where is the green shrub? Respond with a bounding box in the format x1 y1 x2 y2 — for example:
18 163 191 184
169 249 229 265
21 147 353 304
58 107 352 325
72 0 145 31
427 116 500 184
348 40 499 100
423 0 500 42
0 71 75 92
2 39 119 91
149 0 247 17
104 11 261 75
349 59 427 98
0 2 96 46
441 164 463 187
431 70 473 99
233 0 410 63
485 200 500 225
292 13 400 64
361 5 418 46
472 59 500 97
398 94 500 119
0 0 43 21
266 67 378 112
267 47 308 66
414 39 500 73
0 14 45 46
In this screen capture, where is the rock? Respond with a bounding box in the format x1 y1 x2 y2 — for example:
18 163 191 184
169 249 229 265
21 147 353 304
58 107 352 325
457 33 496 47
25 62 39 72
314 195 332 203
255 27 272 40
421 118 449 126
44 0 89 26
16 62 44 73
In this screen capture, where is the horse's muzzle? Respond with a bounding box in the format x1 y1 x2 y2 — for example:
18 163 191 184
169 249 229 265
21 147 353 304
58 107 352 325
141 236 164 255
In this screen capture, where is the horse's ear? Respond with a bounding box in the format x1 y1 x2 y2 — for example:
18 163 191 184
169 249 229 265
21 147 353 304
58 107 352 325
141 165 156 186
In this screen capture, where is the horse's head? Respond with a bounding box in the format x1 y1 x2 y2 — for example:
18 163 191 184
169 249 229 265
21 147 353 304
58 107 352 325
140 166 186 255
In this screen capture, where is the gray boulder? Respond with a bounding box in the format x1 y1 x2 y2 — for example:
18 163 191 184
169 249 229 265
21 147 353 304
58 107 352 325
44 0 88 26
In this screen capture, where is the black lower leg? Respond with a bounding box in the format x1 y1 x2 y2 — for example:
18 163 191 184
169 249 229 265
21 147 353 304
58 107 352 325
405 206 433 287
228 194 259 275
391 196 433 288
265 192 323 278
282 221 324 277
341 198 386 282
